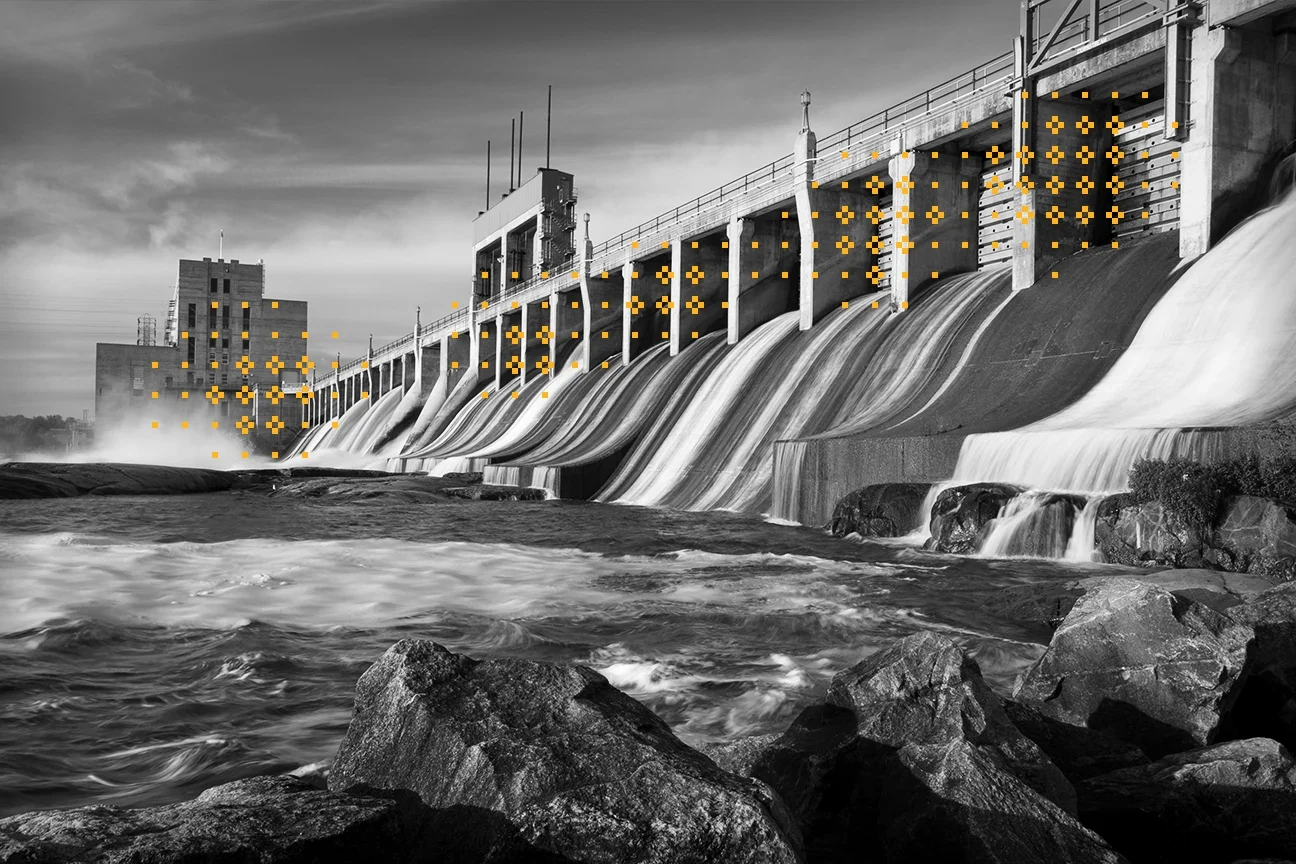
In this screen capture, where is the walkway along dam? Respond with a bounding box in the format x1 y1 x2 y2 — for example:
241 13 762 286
289 0 1296 557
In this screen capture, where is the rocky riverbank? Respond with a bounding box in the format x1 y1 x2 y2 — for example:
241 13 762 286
0 461 551 504
4 575 1295 863
828 458 1296 578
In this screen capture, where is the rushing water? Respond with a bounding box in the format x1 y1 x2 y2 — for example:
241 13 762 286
0 487 1138 819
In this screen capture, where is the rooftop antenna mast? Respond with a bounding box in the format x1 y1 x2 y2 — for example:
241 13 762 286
485 140 491 210
518 110 524 184
509 118 516 192
219 229 224 260
546 85 552 169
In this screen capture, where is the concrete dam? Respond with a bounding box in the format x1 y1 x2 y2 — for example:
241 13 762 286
293 0 1296 556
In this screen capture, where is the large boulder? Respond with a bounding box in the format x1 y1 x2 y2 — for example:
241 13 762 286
1076 737 1296 864
1214 494 1296 579
1095 498 1205 568
443 484 546 501
927 484 1024 554
1001 700 1149 782
328 640 802 863
0 775 428 863
827 483 931 538
979 493 1085 559
1014 580 1254 759
1094 492 1296 577
752 631 1123 863
1228 582 1296 750
0 462 240 499
983 570 1277 631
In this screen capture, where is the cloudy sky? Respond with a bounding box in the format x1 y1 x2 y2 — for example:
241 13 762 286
1 0 1013 416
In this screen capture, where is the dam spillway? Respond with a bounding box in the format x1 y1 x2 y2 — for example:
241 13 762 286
294 0 1296 558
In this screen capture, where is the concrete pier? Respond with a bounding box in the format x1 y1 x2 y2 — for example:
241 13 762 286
624 254 671 364
727 210 801 342
586 270 623 369
797 180 871 326
498 308 523 391
1180 16 1296 257
671 232 728 355
888 149 979 307
1014 96 1116 289
554 288 583 374
309 0 1296 488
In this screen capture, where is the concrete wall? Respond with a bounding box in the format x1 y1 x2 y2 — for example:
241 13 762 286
1180 21 1296 256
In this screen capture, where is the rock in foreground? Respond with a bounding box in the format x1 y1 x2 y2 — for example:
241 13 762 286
752 631 1121 863
443 484 546 501
0 461 239 498
329 640 802 863
1014 579 1253 759
1077 737 1296 864
0 775 427 863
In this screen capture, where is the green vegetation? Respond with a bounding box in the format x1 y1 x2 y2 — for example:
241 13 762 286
0 415 81 455
1128 454 1296 533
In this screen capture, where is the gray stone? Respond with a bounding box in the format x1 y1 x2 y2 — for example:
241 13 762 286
752 632 1121 863
443 485 546 501
1077 737 1296 864
698 733 781 777
983 570 1276 630
0 775 427 863
1216 495 1296 580
1014 580 1254 759
927 484 1024 554
329 640 802 864
827 483 931 537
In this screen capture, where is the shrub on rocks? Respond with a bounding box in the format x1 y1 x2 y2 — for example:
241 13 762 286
751 631 1123 863
1014 580 1254 759
1101 456 1296 577
1076 737 1296 864
328 640 803 864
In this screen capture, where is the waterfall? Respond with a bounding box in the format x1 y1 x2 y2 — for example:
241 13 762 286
1064 497 1101 563
947 191 1296 495
770 441 808 524
977 491 1080 559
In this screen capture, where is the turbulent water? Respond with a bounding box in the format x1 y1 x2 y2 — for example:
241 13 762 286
0 489 1130 818
950 191 1296 495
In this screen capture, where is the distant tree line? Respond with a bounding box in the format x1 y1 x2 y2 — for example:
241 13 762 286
0 415 83 455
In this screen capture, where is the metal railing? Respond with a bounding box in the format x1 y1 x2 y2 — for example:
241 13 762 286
590 153 799 260
811 52 1016 187
584 50 1016 265
316 9 1176 390
1026 0 1175 75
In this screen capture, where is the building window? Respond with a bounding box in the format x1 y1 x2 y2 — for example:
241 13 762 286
223 278 231 294
221 338 229 349
221 306 229 330
242 338 249 352
164 376 173 388
208 307 216 328
187 337 195 362
187 303 196 328
242 307 250 328
210 277 217 292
